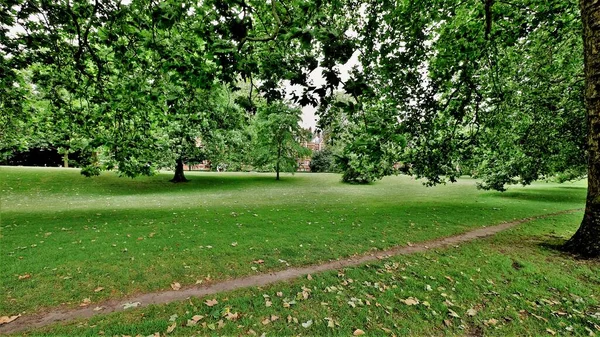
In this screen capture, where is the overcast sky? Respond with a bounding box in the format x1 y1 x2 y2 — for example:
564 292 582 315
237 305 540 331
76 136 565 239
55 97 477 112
290 51 360 130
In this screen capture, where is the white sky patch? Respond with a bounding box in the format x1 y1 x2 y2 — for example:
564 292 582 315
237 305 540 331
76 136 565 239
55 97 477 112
289 50 360 130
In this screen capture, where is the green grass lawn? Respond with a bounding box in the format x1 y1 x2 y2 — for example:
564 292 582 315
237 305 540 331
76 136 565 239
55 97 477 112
0 167 589 326
16 211 600 336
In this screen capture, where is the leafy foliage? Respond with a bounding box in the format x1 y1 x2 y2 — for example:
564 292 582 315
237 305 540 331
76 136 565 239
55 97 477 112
251 101 310 179
309 148 338 173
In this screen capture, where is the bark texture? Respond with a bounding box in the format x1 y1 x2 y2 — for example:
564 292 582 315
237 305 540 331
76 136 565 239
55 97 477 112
564 0 600 257
170 158 189 183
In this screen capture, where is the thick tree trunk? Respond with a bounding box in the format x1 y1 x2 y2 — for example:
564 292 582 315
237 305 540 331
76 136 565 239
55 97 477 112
170 158 188 183
63 152 69 168
564 0 600 257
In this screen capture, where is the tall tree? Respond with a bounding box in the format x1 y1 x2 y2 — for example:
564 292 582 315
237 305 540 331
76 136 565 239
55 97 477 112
328 0 595 256
563 0 600 256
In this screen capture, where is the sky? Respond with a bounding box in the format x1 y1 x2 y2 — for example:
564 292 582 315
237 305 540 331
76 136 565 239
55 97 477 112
292 51 360 130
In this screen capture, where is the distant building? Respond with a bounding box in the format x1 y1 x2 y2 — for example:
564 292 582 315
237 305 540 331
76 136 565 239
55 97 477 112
298 132 323 172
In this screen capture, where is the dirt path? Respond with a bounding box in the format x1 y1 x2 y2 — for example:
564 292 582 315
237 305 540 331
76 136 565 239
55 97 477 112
0 209 582 335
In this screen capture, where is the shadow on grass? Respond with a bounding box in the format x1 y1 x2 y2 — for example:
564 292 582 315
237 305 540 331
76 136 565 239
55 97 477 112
536 238 598 261
7 170 318 196
486 188 585 204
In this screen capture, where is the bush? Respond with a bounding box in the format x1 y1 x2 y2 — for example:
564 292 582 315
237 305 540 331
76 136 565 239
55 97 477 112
310 148 338 173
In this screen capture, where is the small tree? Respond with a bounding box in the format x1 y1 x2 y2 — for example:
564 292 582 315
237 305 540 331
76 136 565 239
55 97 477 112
252 102 310 180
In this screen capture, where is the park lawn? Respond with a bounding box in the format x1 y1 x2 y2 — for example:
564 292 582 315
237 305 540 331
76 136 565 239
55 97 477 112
18 212 600 336
0 167 587 317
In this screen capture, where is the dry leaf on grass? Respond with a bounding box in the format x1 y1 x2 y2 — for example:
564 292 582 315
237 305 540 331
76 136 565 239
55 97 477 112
0 315 20 325
353 329 365 335
94 287 104 292
171 282 181 291
401 297 419 305
166 322 176 333
301 319 313 328
205 299 218 307
484 318 498 326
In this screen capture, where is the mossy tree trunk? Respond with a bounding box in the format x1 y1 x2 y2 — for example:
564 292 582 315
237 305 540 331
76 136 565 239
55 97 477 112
564 0 600 257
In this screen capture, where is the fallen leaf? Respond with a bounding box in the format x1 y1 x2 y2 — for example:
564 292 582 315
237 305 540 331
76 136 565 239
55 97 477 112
531 313 549 323
18 274 31 280
276 292 283 297
261 318 271 325
253 259 264 264
80 298 91 307
166 322 176 333
353 329 365 335
205 299 218 307
195 280 203 285
307 274 313 280
94 287 104 292
401 297 419 306
171 282 181 291
0 315 20 325
546 328 556 335
301 319 313 328
485 318 498 326
93 306 104 311
217 319 225 329
466 308 477 316
443 319 453 327
265 300 272 307
225 312 239 321
231 242 238 247
270 315 279 322
448 309 460 318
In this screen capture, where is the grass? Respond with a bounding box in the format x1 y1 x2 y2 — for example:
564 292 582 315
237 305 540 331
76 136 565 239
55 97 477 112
17 212 600 336
0 167 588 322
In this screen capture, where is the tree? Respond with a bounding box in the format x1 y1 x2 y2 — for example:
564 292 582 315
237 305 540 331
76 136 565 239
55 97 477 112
252 101 309 180
563 0 600 256
326 0 595 256
2 0 356 180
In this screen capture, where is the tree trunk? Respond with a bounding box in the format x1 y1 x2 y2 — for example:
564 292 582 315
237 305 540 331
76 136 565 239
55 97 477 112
564 0 600 257
63 152 69 168
170 157 189 183
276 146 281 180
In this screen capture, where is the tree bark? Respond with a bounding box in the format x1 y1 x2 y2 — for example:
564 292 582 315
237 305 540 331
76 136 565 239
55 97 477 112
170 157 189 183
276 146 281 180
63 152 69 168
564 0 600 257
